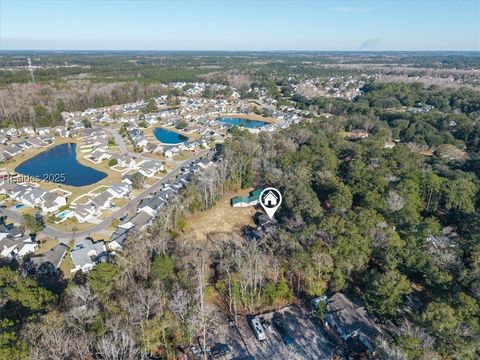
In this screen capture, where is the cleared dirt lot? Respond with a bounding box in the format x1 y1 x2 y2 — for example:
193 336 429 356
185 188 256 242
208 305 338 360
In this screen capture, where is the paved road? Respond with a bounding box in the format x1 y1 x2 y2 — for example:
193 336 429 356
0 150 208 241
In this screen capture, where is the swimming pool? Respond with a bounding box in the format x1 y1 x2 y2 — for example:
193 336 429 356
57 209 71 219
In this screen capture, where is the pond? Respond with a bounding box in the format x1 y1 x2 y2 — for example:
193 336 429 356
15 143 107 187
217 117 269 128
153 128 189 144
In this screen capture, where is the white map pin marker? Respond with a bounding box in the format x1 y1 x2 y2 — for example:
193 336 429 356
259 187 282 219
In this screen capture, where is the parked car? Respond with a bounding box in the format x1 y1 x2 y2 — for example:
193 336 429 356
209 343 230 358
249 316 266 341
272 318 293 345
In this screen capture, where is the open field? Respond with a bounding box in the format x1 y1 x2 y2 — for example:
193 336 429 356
184 188 256 242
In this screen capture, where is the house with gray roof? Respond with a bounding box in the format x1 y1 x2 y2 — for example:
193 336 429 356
20 187 47 207
0 179 18 194
70 238 107 273
0 235 37 259
138 160 164 178
0 222 22 239
4 144 23 157
71 203 97 223
131 210 153 231
28 242 68 274
90 191 114 210
138 195 166 217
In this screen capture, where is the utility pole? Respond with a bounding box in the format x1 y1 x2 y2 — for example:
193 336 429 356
28 57 36 83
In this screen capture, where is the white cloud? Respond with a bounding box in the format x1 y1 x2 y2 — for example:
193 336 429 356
332 7 373 13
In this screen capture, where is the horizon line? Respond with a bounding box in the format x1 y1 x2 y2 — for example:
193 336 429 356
0 49 479 53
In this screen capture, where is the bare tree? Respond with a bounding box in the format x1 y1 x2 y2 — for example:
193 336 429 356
96 327 144 360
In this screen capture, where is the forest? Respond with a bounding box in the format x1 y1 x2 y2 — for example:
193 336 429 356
0 81 479 359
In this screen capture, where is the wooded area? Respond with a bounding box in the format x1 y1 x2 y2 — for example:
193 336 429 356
1 79 479 359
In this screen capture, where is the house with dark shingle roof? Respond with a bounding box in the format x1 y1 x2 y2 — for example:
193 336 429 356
27 242 68 274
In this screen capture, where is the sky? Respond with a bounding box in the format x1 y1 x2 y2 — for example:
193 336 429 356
1 0 479 51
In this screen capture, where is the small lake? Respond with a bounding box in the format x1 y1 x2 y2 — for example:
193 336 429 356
15 143 107 187
217 117 269 129
153 128 189 144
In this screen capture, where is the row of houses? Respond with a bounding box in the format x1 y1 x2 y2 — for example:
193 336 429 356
0 180 67 213
67 178 133 223
108 155 214 251
0 133 55 163
22 236 105 275
110 152 165 177
29 154 217 274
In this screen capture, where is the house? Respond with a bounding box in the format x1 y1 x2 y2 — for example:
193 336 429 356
231 189 263 207
17 140 34 150
21 126 35 136
158 187 177 203
27 242 68 274
130 210 153 231
3 127 18 137
164 147 179 158
70 238 107 273
0 235 37 259
116 154 138 169
138 160 163 178
36 127 51 136
138 195 166 217
71 203 97 223
89 149 111 163
109 222 136 250
107 182 131 198
145 142 163 153
0 222 22 240
90 191 114 210
0 150 10 163
324 293 380 355
41 192 67 213
26 137 43 147
38 134 55 144
20 187 47 207
55 127 71 138
0 179 19 195
4 144 23 157
10 184 30 200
